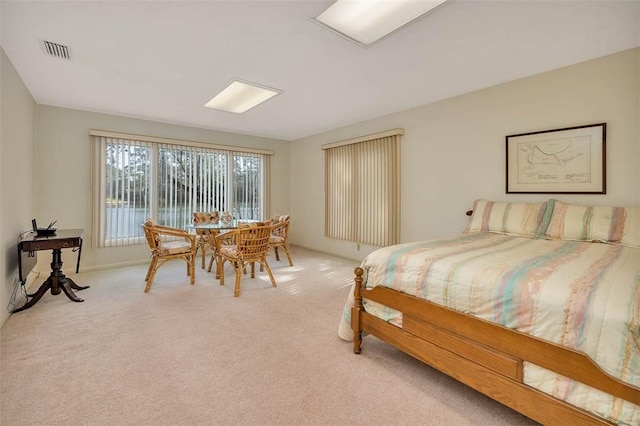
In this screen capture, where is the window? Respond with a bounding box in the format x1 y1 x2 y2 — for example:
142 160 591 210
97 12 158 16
91 130 271 247
322 129 402 247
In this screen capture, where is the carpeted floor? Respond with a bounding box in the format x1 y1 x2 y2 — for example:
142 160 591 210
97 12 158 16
0 245 538 425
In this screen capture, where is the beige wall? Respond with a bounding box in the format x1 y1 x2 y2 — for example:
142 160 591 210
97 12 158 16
34 106 290 271
3 46 638 326
1 47 36 326
290 48 640 261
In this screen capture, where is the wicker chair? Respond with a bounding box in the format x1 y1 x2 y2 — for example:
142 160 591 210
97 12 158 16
192 211 219 269
269 214 293 266
142 220 197 293
214 223 276 297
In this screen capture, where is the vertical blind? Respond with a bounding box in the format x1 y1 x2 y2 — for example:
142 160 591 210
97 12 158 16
99 136 153 247
155 143 230 229
323 129 402 247
91 131 271 248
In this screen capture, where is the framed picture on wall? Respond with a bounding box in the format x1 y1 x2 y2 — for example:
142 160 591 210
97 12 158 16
506 123 606 194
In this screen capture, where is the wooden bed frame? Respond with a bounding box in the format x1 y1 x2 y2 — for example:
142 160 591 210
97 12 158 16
351 267 640 425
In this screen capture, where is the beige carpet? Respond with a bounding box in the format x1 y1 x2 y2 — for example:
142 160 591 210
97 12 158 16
1 246 538 426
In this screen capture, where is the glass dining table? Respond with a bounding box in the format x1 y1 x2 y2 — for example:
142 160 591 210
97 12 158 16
187 220 262 275
188 219 263 233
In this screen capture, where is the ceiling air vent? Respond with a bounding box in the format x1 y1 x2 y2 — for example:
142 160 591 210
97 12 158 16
40 40 72 60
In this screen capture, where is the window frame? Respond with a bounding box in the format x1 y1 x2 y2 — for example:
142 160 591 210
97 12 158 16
91 130 272 248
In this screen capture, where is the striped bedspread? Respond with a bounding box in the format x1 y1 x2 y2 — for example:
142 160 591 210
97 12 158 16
338 232 640 425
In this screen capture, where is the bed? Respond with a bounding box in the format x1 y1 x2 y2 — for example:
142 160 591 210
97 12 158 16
338 199 639 425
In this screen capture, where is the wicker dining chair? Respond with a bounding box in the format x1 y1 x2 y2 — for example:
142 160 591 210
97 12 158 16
214 223 276 297
269 214 293 266
142 220 197 293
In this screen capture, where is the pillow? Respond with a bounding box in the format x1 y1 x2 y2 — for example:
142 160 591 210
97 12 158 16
271 214 290 237
464 199 549 237
193 211 219 224
544 199 639 247
272 214 290 224
237 220 272 228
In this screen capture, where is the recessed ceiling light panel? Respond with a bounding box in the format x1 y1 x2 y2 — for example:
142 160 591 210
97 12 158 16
204 80 282 114
315 0 450 46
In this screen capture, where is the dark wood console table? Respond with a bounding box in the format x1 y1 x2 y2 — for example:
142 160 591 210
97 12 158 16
12 229 89 313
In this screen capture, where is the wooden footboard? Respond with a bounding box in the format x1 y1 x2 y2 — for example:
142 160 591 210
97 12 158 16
351 267 640 426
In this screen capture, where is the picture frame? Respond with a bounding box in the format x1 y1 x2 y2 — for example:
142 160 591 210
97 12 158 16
506 123 606 194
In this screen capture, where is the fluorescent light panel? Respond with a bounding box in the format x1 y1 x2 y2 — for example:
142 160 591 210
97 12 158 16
315 0 449 46
204 80 281 114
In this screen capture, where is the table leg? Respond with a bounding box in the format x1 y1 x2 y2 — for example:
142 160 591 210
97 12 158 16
12 279 52 313
67 277 90 291
13 248 89 313
49 249 89 301
58 277 85 302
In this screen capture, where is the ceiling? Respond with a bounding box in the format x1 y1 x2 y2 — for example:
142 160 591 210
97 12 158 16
1 1 639 141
